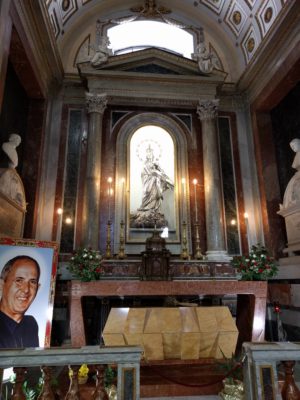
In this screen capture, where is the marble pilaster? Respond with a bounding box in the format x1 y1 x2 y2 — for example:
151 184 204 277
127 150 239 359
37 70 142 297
197 100 228 260
84 92 107 249
232 95 264 249
35 89 63 241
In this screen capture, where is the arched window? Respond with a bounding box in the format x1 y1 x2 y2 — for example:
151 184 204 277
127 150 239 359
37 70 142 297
108 21 194 58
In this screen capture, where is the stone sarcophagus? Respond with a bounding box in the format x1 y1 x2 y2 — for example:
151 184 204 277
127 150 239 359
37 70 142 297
0 168 26 238
102 307 238 361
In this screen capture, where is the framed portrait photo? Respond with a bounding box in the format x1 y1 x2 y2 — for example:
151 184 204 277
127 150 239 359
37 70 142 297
0 237 58 348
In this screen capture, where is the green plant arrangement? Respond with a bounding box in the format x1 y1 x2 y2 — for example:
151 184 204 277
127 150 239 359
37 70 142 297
8 373 53 400
68 247 102 281
218 352 244 400
231 243 278 281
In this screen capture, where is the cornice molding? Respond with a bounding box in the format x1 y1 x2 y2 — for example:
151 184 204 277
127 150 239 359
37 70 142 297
12 0 63 95
237 1 300 105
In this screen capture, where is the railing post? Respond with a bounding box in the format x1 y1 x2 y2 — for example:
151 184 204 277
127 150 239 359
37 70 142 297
117 363 140 400
38 366 55 400
281 361 300 400
92 364 108 400
0 368 3 395
65 365 80 400
11 367 27 400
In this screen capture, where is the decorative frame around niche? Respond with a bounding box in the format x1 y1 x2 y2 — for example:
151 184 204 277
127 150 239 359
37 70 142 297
114 112 191 256
128 125 178 240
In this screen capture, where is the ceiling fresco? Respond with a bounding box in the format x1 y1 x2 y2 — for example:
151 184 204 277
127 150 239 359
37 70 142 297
44 0 289 81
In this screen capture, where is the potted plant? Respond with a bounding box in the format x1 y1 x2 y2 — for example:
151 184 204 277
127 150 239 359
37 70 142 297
68 247 102 281
218 352 244 400
231 243 278 281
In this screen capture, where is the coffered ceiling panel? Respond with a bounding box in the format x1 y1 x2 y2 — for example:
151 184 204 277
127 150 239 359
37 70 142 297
43 0 291 82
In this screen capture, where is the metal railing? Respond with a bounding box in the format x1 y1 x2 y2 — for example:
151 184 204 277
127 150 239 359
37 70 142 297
0 346 143 400
243 342 300 400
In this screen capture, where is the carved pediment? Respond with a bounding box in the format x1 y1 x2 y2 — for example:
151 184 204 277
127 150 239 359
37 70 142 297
77 47 227 108
86 47 204 76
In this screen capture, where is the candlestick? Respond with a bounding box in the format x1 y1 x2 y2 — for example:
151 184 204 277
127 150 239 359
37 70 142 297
193 222 203 259
105 220 112 259
121 177 125 221
117 220 126 259
244 212 250 252
107 177 112 221
181 177 186 208
193 178 198 221
180 221 189 260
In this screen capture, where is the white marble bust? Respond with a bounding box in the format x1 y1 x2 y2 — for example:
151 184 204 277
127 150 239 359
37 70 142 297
290 138 300 171
2 133 21 169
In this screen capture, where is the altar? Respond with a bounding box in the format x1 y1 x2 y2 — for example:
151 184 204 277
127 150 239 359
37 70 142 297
69 279 267 350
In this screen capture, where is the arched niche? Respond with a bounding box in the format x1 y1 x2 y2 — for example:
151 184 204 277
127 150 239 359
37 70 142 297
114 112 191 255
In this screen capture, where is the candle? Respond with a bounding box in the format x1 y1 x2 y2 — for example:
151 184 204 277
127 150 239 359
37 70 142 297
193 178 198 221
56 208 63 245
107 177 113 221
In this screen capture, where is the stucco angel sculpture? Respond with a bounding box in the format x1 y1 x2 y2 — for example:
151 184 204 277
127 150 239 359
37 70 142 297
192 42 219 74
90 36 112 67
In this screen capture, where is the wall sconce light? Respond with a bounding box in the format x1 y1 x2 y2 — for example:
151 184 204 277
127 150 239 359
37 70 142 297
65 217 72 224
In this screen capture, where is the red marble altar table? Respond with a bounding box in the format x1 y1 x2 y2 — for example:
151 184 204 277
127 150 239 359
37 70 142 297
68 280 268 349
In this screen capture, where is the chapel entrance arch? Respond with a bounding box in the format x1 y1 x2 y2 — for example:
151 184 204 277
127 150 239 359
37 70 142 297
114 113 191 255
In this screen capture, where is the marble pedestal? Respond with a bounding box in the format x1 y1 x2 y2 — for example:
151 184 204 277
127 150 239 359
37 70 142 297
278 204 300 254
278 169 300 255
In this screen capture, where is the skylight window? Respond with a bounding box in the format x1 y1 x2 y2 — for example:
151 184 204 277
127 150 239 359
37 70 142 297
108 21 194 59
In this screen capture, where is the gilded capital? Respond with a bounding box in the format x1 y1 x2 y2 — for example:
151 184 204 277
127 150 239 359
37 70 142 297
86 92 108 114
197 99 219 121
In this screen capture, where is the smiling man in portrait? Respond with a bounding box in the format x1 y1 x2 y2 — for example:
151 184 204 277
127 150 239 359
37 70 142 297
0 255 41 348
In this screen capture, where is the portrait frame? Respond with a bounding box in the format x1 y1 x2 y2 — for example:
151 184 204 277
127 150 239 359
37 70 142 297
0 237 58 348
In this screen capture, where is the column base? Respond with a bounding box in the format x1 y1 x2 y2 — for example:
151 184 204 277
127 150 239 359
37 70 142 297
205 250 231 262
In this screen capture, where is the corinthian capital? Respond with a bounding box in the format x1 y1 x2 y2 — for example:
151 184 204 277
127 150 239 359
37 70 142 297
197 99 219 121
86 92 108 114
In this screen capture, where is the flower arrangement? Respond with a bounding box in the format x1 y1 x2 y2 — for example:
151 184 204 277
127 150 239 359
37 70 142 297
231 243 278 281
69 364 89 384
68 247 102 281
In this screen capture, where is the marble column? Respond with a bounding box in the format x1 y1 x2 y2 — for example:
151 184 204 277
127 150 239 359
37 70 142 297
84 92 107 249
197 99 228 260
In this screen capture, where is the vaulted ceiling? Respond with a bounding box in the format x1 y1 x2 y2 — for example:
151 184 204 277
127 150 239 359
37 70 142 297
43 0 293 84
